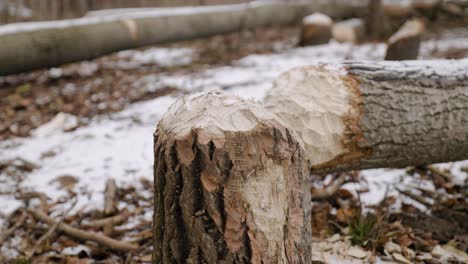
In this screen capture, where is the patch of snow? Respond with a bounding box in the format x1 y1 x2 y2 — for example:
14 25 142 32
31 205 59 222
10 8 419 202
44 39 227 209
117 47 196 67
302 13 332 26
61 245 91 256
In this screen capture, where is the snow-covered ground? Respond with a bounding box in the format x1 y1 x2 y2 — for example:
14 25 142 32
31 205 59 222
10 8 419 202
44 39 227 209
1 36 467 221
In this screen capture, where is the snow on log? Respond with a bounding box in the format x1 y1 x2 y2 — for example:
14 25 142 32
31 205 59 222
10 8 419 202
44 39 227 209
0 0 367 76
332 18 365 43
385 18 425 60
153 59 468 263
298 13 332 46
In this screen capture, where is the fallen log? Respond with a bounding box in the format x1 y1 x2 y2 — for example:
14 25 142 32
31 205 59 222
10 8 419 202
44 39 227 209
0 0 366 76
153 59 468 263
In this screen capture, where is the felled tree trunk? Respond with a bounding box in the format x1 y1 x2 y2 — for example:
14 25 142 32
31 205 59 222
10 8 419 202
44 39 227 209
385 19 425 60
153 59 468 263
0 0 367 76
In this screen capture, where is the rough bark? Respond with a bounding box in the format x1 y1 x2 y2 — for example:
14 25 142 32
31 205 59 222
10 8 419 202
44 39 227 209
298 13 332 46
385 19 425 60
0 0 367 76
153 59 468 263
153 92 311 263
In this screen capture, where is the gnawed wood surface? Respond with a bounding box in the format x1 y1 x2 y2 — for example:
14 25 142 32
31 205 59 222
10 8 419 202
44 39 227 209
153 59 468 263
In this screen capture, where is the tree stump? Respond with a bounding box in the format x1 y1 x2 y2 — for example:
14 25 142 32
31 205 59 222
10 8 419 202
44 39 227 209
153 59 468 263
385 18 425 60
298 13 332 46
332 18 365 43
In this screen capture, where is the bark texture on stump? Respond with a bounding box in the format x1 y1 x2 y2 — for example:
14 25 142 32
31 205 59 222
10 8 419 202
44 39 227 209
154 59 468 263
153 92 311 263
385 19 425 60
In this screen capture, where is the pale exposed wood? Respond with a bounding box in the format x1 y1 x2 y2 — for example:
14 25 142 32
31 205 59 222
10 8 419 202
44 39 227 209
385 18 425 60
332 18 365 43
298 13 332 46
153 59 468 263
268 59 468 173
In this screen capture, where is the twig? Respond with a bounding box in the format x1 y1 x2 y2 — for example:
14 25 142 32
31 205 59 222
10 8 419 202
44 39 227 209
104 178 117 235
311 174 349 200
426 165 453 182
396 187 432 207
16 191 49 213
26 199 77 258
27 208 138 252
104 178 117 216
81 209 135 229
0 209 27 246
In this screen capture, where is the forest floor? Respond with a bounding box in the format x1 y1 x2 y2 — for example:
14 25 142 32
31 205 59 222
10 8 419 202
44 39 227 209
0 19 467 263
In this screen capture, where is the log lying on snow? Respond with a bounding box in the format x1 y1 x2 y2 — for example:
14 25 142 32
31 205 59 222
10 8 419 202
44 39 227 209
385 18 425 60
0 0 367 76
153 59 468 263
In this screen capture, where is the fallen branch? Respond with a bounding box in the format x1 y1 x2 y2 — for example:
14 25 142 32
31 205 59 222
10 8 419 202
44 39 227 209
27 208 138 252
26 199 77 258
16 192 49 213
396 187 433 207
310 174 350 200
0 210 27 246
425 165 454 182
81 209 140 229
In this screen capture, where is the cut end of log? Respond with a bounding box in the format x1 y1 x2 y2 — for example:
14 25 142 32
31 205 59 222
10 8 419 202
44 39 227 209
265 66 366 169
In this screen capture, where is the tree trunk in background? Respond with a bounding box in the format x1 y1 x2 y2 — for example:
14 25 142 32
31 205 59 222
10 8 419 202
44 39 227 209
366 0 392 40
0 1 367 76
153 59 468 263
